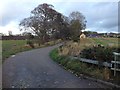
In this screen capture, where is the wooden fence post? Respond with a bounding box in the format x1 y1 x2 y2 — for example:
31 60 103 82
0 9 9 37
112 52 120 76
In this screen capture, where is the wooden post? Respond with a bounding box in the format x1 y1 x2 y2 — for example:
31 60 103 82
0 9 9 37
113 52 120 76
114 54 117 76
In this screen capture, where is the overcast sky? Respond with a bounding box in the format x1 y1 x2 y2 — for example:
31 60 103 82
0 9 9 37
0 0 119 35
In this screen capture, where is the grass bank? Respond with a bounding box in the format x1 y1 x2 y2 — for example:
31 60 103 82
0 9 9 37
50 48 120 86
50 49 105 79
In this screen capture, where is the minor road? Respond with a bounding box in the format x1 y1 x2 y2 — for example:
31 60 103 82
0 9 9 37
3 44 110 88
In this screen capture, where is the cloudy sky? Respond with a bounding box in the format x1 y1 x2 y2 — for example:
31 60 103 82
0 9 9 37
0 0 119 35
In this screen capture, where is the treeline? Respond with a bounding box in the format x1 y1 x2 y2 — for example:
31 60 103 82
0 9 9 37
84 31 120 38
1 36 27 40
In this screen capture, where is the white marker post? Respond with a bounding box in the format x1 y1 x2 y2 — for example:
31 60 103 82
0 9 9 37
113 52 120 76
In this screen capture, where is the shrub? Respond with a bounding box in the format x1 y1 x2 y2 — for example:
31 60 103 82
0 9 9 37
72 37 79 42
26 40 34 48
80 45 120 62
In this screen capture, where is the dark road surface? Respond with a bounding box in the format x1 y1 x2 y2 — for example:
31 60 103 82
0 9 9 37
3 44 110 88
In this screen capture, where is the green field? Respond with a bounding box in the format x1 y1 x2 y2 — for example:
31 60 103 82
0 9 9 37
2 40 32 61
92 38 119 46
78 37 119 51
2 39 62 62
81 37 119 47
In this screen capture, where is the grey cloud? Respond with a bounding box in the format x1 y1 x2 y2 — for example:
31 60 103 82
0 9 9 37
62 2 118 32
1 1 64 26
1 0 40 26
1 1 118 33
100 18 118 29
84 2 118 32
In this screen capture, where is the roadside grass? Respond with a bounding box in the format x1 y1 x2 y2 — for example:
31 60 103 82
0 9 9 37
2 39 62 62
50 38 120 85
50 48 120 85
50 48 105 80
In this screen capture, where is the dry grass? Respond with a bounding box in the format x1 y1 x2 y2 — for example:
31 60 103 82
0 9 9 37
59 38 119 57
103 67 111 80
58 41 81 56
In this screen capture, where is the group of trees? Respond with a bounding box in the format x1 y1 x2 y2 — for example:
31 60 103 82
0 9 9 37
19 3 86 44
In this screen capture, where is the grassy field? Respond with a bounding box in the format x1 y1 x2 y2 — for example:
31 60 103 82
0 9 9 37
2 40 32 61
2 39 62 62
92 38 119 46
80 37 119 47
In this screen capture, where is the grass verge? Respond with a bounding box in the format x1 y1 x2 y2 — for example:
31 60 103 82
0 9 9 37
50 48 104 78
50 48 120 86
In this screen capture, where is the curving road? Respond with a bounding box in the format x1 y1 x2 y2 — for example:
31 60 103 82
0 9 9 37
3 44 110 88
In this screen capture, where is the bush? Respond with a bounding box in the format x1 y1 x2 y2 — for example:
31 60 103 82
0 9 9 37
80 45 120 62
26 40 34 48
72 37 79 42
